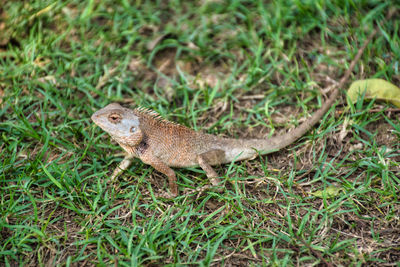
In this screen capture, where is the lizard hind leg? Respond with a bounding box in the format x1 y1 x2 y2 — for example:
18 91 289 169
197 149 226 189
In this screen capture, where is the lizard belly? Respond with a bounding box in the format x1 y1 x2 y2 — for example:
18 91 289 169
154 148 198 168
160 154 198 168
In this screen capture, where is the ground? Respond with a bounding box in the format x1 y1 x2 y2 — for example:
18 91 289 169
0 0 399 266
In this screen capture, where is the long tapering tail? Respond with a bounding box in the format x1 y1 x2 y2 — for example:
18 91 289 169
256 27 378 154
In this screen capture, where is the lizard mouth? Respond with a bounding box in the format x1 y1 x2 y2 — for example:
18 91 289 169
91 112 101 124
91 111 108 128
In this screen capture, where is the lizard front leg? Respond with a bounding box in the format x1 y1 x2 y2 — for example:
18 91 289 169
111 155 134 181
139 150 178 197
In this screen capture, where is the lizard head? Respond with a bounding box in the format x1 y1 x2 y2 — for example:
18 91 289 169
91 103 143 147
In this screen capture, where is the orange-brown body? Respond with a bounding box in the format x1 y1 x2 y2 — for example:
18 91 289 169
91 30 373 197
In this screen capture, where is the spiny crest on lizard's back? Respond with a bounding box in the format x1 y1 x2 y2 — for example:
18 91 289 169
134 107 185 128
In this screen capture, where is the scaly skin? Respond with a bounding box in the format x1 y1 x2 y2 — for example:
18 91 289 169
91 30 376 197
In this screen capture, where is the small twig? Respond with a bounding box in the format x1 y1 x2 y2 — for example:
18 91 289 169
239 94 266 100
95 66 118 90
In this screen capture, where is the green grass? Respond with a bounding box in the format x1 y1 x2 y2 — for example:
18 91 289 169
1 0 400 265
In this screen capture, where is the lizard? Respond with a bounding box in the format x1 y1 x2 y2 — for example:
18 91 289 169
91 30 376 197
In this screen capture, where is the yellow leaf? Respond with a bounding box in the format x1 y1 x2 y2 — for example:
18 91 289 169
347 79 400 108
311 186 342 199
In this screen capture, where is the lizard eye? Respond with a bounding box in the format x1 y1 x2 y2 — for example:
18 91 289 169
130 126 136 133
108 113 122 124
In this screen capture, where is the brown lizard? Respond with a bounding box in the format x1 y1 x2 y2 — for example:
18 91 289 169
91 30 376 197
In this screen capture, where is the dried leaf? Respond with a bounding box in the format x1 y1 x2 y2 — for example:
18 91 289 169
29 2 57 20
347 79 400 108
33 56 51 68
37 75 57 84
146 34 167 51
311 186 342 199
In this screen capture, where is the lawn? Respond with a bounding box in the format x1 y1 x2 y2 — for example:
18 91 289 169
1 0 399 266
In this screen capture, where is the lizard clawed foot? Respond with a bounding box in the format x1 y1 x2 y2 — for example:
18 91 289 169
183 183 223 199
